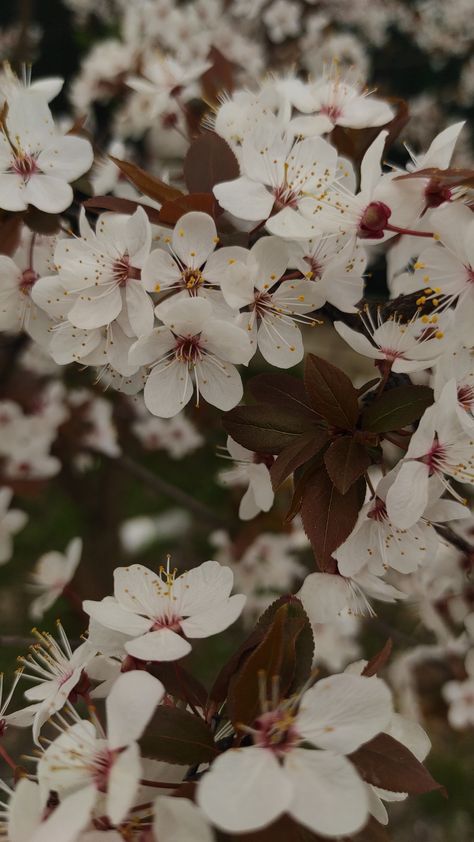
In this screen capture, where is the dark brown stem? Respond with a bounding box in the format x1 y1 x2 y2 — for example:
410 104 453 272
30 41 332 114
434 523 474 557
139 779 178 789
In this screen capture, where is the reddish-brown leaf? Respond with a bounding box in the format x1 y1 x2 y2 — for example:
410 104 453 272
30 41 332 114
227 605 286 727
201 46 235 106
247 372 317 421
362 639 393 677
270 429 328 490
0 214 23 255
159 193 221 225
140 706 218 765
223 404 313 454
304 354 359 429
83 196 163 224
361 385 433 433
301 464 365 570
324 436 371 494
350 733 444 795
394 166 474 189
109 156 183 204
184 132 239 194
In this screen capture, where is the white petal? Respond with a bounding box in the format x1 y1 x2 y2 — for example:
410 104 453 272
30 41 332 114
68 285 122 329
385 461 430 528
285 748 369 837
195 358 243 411
24 175 73 213
172 212 217 268
250 236 288 289
0 174 28 211
125 628 192 661
106 670 164 749
125 281 154 336
144 360 194 418
214 177 274 221
82 599 152 636
31 785 97 842
142 249 181 292
154 796 215 842
297 673 392 753
181 594 245 638
334 321 382 358
107 742 141 825
37 136 93 181
197 747 292 832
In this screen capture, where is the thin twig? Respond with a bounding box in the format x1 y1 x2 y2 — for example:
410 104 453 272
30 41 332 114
109 453 227 528
434 524 474 557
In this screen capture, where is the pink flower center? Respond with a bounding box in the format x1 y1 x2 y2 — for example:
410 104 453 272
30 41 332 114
151 615 182 632
112 254 141 286
421 437 447 475
181 267 203 291
379 347 405 362
92 748 116 793
273 184 299 211
303 255 323 279
253 290 274 316
368 497 388 522
320 103 343 122
357 201 391 240
174 334 203 364
458 384 474 412
253 709 300 757
11 153 39 181
19 268 39 295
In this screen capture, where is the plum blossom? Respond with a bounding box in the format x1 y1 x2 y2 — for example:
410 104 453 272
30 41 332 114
294 131 422 243
132 399 203 458
0 229 57 342
403 203 474 322
37 670 164 827
197 672 392 836
334 308 451 373
286 70 394 134
218 436 274 520
263 0 302 43
28 538 82 620
0 90 93 213
54 207 154 336
386 380 474 529
287 234 366 312
219 237 321 368
141 211 234 317
213 122 337 236
0 487 27 565
14 624 96 744
433 342 474 427
334 471 469 578
129 297 252 417
0 777 95 842
83 559 246 662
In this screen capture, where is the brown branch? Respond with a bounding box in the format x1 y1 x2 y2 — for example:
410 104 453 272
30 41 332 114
108 453 227 528
434 523 474 557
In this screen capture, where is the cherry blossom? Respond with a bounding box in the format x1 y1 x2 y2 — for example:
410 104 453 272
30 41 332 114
26 538 82 620
219 236 321 367
386 380 474 528
287 234 366 312
218 435 274 520
129 297 252 417
334 471 469 578
37 670 164 827
442 649 474 729
0 90 93 213
54 208 154 336
83 559 246 662
197 672 392 836
213 122 338 236
141 211 234 317
334 308 451 373
14 624 96 744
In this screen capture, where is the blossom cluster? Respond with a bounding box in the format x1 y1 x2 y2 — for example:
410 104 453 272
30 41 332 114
0 3 472 840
